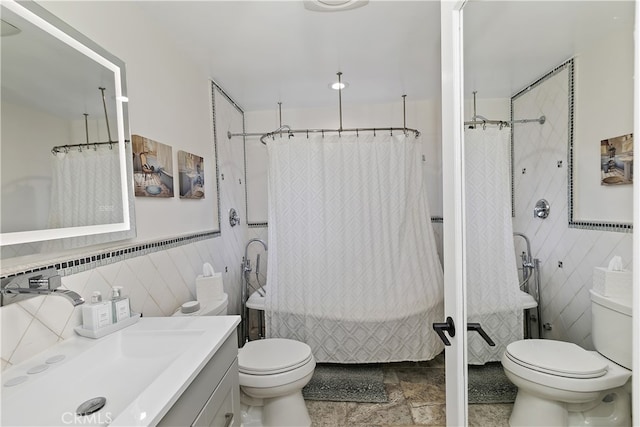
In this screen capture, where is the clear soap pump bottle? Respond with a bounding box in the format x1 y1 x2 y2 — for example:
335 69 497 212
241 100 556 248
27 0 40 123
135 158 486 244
110 286 131 323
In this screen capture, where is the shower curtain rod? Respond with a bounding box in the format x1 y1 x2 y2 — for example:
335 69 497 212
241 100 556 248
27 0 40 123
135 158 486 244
51 88 129 155
51 141 123 155
465 91 545 128
464 116 546 128
227 73 421 145
231 125 421 145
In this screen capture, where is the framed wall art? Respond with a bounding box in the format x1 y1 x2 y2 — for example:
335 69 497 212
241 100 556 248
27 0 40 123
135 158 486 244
132 135 174 197
177 150 204 199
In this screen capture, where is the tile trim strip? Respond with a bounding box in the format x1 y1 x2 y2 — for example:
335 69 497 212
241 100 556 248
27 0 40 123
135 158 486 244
247 217 444 229
1 230 219 280
511 58 632 233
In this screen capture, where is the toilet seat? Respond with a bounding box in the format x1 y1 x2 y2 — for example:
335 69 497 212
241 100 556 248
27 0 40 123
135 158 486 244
239 338 313 375
505 340 607 379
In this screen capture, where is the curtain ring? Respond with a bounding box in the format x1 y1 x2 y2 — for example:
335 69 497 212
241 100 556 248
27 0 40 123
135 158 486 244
306 130 309 139
322 130 324 138
390 128 393 136
356 129 359 137
109 142 113 150
51 148 58 156
64 146 69 154
374 129 376 137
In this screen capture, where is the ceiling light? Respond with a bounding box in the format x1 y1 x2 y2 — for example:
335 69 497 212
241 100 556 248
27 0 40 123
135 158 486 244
330 81 349 90
303 0 369 12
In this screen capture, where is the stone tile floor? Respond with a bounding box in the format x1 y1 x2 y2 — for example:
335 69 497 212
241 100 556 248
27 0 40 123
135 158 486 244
305 353 513 427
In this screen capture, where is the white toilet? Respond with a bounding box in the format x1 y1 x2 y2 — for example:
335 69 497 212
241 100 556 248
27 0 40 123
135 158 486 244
238 338 316 427
502 289 632 426
174 293 316 427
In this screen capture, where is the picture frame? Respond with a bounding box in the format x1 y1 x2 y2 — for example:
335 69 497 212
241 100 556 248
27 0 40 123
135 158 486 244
132 135 174 197
177 150 205 199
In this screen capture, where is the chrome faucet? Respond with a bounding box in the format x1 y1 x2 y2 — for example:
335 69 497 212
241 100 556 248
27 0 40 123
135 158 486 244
243 238 268 297
244 238 268 271
1 268 85 307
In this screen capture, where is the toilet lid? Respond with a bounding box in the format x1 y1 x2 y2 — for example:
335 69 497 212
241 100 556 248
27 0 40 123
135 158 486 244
505 340 608 379
239 339 313 375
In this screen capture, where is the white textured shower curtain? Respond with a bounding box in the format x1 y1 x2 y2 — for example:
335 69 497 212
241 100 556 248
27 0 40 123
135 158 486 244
46 146 123 250
465 127 523 365
265 133 444 363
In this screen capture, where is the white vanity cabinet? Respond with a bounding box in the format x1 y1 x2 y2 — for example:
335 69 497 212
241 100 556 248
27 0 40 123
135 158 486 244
159 334 240 426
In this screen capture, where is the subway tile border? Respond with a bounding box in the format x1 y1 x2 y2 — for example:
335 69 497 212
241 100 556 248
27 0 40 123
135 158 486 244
0 230 218 281
511 58 632 234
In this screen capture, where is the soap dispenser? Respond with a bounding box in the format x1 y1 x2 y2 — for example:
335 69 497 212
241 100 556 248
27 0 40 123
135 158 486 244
82 291 113 331
110 286 131 322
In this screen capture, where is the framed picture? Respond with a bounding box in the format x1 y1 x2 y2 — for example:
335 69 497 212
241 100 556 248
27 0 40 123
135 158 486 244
600 133 633 186
132 135 174 197
177 150 205 199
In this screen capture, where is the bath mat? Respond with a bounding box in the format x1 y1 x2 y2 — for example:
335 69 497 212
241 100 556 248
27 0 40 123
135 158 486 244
468 362 517 404
302 364 389 403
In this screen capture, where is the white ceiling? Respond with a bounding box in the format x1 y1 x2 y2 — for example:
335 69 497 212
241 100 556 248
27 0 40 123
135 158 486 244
3 1 635 120
135 1 441 111
136 1 635 112
463 1 634 99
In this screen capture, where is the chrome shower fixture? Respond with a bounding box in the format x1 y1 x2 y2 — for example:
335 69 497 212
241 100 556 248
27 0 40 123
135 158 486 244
534 199 550 219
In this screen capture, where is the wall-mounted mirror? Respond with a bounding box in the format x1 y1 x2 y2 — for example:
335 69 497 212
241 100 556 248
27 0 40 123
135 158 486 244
464 0 634 231
1 0 135 262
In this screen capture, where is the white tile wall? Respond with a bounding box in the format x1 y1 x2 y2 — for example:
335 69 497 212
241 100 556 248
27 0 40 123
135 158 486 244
1 238 220 368
1 85 252 371
512 65 632 349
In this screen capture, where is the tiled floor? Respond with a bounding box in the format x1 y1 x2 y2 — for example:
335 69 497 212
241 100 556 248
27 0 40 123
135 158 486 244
305 353 513 427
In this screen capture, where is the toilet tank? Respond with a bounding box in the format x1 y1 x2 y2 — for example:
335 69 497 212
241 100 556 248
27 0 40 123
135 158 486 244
590 289 632 369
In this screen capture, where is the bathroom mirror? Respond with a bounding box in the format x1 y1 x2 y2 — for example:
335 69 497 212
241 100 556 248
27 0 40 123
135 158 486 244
0 0 135 260
464 1 634 231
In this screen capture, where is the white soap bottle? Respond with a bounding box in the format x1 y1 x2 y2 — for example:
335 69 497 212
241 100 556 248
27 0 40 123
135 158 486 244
110 286 131 323
82 291 113 331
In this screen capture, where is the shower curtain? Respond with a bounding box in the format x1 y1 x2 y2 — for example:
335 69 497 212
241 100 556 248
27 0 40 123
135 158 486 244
265 133 444 363
465 127 523 365
45 146 123 250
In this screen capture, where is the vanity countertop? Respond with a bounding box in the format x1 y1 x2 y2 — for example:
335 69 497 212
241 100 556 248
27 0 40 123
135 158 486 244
1 315 240 426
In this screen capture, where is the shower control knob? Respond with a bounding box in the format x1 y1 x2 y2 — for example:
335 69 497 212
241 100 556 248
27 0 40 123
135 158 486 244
534 199 550 219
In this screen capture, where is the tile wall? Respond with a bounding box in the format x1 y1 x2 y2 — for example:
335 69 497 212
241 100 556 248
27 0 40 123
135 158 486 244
512 62 633 349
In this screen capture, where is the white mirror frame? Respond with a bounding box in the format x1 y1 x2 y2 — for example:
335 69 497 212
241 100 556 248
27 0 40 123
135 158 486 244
0 0 131 246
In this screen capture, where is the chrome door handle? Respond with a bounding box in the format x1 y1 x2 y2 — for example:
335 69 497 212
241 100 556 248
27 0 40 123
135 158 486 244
467 323 495 346
432 316 456 346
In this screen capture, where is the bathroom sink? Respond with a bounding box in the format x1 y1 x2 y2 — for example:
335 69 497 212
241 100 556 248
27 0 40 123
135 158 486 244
1 316 240 426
